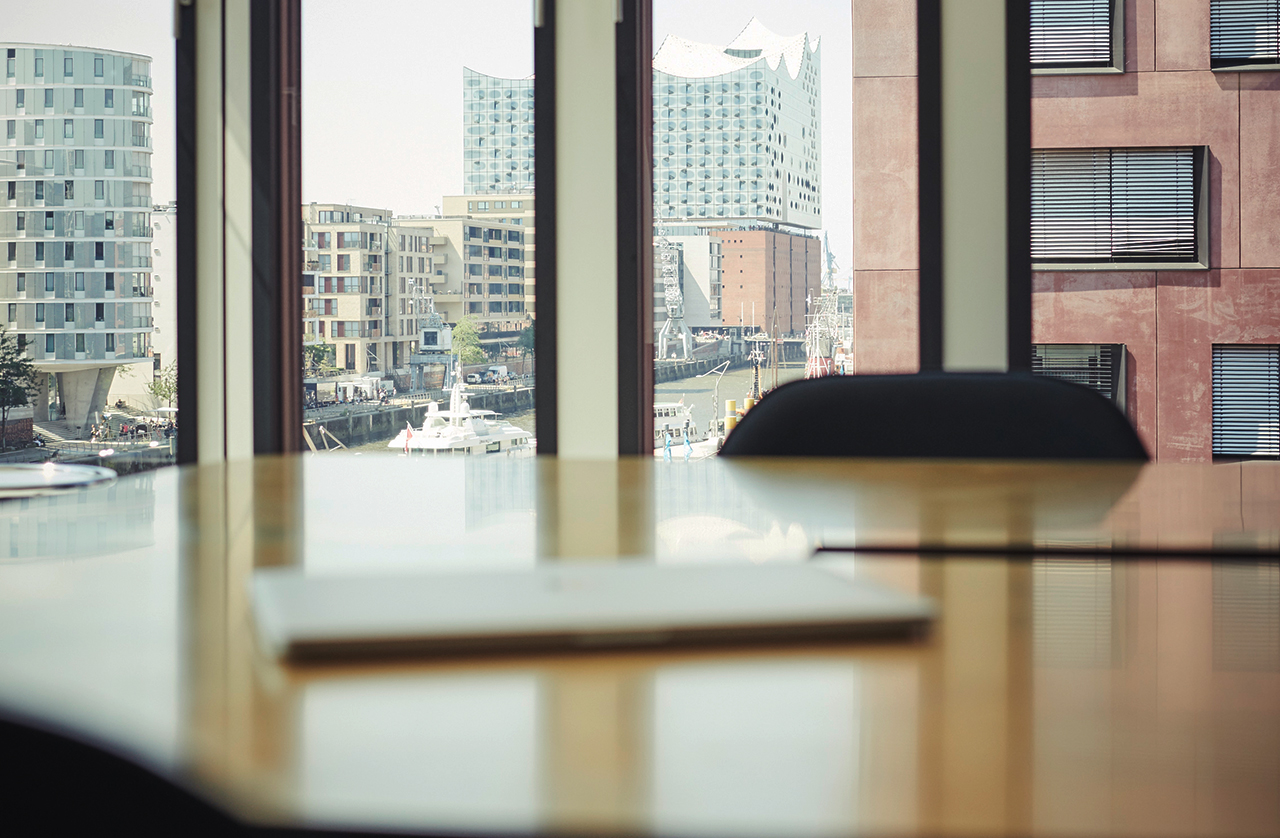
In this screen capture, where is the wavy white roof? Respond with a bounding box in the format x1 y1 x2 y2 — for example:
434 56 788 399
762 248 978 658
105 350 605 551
653 18 819 81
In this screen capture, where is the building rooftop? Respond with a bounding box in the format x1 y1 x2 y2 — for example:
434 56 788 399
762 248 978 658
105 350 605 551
0 42 151 61
652 18 818 80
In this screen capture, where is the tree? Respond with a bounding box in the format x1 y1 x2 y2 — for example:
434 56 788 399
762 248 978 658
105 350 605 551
145 361 178 409
0 328 38 451
303 342 336 377
451 317 486 366
516 323 535 360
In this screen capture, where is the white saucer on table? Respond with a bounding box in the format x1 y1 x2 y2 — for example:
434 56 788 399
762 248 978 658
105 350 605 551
0 464 117 499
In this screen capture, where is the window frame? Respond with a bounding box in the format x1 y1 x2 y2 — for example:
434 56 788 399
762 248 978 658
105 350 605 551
175 0 1032 459
1212 344 1280 459
1030 0 1124 75
1029 145 1210 271
1210 0 1280 72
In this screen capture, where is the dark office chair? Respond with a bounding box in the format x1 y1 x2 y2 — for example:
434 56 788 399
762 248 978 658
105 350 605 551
719 373 1149 460
0 711 246 836
0 711 417 837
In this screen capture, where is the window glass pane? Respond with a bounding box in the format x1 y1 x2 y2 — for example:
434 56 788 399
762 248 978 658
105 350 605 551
652 2 867 459
301 1 535 452
4 6 175 467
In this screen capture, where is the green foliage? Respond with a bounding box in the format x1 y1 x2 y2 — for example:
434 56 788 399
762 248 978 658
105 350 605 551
516 323 535 359
145 361 178 408
0 327 38 450
303 342 337 377
451 317 486 366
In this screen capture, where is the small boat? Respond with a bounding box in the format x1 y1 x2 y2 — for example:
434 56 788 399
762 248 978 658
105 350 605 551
388 379 533 456
653 401 721 460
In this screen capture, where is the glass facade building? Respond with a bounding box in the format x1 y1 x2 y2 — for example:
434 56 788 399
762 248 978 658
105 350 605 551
462 20 821 231
1 43 154 432
463 68 535 196
653 19 822 230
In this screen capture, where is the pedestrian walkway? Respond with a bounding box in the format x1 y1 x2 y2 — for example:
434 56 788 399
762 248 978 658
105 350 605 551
34 420 84 442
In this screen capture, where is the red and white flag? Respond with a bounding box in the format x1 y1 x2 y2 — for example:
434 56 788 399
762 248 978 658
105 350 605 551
404 422 414 453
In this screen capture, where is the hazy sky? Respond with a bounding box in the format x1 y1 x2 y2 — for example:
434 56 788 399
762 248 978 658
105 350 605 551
4 1 853 275
302 0 853 274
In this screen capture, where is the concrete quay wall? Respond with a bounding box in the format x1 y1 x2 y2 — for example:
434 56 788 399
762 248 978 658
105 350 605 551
654 355 751 385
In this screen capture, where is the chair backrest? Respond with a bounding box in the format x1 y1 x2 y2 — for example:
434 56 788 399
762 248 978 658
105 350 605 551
0 712 245 836
718 373 1149 460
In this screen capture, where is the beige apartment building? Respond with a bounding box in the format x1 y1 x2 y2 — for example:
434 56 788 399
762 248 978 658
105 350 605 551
302 203 416 377
441 193 535 321
403 214 528 351
303 203 528 383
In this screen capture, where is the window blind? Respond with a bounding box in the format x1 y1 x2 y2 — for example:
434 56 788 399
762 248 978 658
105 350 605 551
1030 0 1113 67
1033 344 1122 403
1034 557 1115 668
1213 562 1280 672
1212 344 1280 457
1211 0 1280 68
1031 147 1198 264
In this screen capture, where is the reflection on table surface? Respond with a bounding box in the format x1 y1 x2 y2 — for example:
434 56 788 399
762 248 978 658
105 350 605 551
0 455 1276 836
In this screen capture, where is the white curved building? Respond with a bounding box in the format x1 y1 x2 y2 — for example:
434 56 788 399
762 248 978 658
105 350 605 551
2 44 155 435
460 19 822 232
653 18 822 230
463 68 535 196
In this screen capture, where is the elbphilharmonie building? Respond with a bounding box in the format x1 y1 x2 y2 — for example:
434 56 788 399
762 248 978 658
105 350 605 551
462 19 822 231
652 19 821 230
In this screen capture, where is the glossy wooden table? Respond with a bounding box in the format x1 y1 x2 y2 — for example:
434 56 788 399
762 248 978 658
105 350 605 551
0 455 1277 837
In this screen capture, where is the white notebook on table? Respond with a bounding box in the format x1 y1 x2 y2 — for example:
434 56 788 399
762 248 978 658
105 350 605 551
252 560 934 661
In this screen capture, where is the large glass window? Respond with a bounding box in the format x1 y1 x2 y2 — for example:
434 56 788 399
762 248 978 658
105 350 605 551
301 1 534 448
652 2 861 457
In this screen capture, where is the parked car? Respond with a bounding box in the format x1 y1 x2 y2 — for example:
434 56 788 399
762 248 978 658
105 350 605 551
465 373 482 384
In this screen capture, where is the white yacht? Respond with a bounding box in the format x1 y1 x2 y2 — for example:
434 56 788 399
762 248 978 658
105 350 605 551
654 402 720 460
388 380 533 456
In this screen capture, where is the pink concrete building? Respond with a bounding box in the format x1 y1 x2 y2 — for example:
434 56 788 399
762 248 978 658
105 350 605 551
850 0 1280 461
